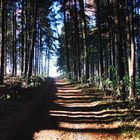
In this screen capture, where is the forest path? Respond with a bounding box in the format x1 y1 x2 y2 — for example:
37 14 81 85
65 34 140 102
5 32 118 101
33 79 123 140
0 78 135 140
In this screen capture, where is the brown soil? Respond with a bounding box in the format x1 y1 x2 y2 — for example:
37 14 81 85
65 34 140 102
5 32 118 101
0 78 139 140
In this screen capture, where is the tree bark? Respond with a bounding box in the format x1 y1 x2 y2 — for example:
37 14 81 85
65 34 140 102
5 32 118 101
114 0 125 81
28 0 37 78
96 0 104 78
79 0 89 82
129 0 135 99
12 9 17 76
21 0 25 74
0 0 5 84
64 7 70 76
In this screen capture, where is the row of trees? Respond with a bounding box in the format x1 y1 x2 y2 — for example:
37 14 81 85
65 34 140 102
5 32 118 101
0 0 57 83
57 0 140 99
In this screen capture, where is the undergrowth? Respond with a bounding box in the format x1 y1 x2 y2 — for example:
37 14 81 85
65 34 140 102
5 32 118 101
121 121 140 140
0 76 49 104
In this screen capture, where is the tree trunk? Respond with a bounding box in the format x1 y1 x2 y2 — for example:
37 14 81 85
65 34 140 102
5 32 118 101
28 0 37 78
0 0 5 84
23 0 29 77
12 9 17 76
64 8 70 76
21 0 25 74
129 0 135 99
74 0 81 82
107 0 115 80
79 0 89 82
96 0 104 78
114 0 125 81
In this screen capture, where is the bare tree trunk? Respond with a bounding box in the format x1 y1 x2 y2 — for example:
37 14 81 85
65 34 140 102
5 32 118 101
21 0 24 74
129 0 135 99
96 0 103 78
114 0 125 81
107 0 115 80
23 0 29 77
12 9 17 76
28 0 37 78
0 0 5 84
64 8 70 76
79 0 89 82
47 50 50 77
139 51 140 79
39 28 43 75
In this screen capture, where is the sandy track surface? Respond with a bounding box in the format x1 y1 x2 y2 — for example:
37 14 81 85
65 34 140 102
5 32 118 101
0 79 128 140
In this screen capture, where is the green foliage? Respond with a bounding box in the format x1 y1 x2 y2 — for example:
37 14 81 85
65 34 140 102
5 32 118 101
93 66 121 96
108 65 120 90
3 76 48 102
135 76 140 97
121 122 140 140
28 76 45 87
91 66 133 100
69 75 78 84
123 75 130 94
93 74 101 87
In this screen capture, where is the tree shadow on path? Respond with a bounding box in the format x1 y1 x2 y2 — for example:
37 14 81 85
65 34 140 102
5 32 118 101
1 78 140 140
0 77 59 140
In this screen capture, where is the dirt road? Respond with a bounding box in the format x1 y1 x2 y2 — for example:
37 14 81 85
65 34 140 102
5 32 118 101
0 78 129 140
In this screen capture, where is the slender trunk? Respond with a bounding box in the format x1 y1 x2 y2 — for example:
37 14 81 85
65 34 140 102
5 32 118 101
79 0 89 82
12 9 17 76
4 2 8 75
21 0 24 74
107 0 114 79
64 8 70 75
47 50 50 77
74 0 81 82
28 0 37 78
139 50 140 78
40 29 43 75
129 0 135 99
0 0 5 83
114 0 125 81
24 0 29 77
96 0 103 78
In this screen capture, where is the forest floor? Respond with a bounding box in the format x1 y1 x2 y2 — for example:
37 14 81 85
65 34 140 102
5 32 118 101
0 78 140 140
